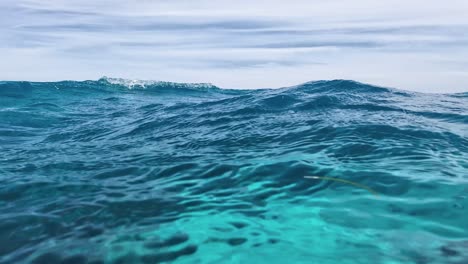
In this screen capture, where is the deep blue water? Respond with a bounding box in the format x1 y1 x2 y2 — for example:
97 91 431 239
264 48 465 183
1 78 467 264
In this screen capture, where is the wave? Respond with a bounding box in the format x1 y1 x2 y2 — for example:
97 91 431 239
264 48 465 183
99 76 219 90
0 77 467 263
0 77 401 95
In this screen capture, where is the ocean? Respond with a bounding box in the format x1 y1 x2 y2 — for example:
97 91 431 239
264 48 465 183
1 77 467 264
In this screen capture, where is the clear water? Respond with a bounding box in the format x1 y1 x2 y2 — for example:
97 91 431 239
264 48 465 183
1 78 467 264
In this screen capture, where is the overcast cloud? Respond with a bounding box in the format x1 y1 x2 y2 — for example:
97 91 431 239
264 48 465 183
1 0 468 92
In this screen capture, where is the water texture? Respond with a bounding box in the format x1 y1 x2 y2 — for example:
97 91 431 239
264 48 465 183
1 78 467 264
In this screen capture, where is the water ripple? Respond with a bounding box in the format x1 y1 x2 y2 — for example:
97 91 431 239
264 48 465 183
0 78 467 263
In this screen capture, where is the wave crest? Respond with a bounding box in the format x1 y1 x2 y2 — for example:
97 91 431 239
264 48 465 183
98 76 219 90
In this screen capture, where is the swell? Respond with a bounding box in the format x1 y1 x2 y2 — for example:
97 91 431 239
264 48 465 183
0 78 397 100
0 78 467 263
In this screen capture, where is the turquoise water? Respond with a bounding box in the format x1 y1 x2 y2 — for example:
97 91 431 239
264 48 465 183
1 78 467 264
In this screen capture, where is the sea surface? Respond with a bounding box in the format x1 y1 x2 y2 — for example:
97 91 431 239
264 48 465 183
1 78 467 264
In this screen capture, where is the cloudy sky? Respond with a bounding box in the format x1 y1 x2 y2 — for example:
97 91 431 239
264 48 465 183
1 0 468 92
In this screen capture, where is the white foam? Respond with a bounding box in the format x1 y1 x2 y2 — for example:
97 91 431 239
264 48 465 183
99 76 217 90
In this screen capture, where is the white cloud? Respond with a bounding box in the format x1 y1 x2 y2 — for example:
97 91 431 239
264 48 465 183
1 0 468 92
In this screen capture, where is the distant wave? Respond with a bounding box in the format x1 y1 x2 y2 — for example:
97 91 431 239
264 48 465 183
99 76 219 90
1 76 463 94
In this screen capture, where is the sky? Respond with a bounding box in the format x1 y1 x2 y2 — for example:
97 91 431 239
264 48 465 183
1 0 468 93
